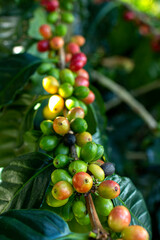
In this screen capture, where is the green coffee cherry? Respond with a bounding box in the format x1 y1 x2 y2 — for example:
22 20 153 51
55 143 70 155
47 11 59 23
51 169 72 184
88 163 105 182
60 68 75 85
37 63 53 75
61 12 74 24
74 86 90 99
75 214 90 225
39 135 59 151
53 154 72 168
94 144 104 161
68 160 88 176
76 131 92 147
94 196 113 216
60 1 73 11
70 118 88 133
78 100 88 115
80 141 97 162
48 68 60 80
58 83 73 98
40 120 54 135
72 201 86 218
55 24 67 36
65 97 79 110
46 192 68 207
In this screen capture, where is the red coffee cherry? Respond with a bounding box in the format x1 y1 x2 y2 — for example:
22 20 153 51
71 52 87 64
72 172 93 193
66 42 80 54
37 40 50 52
50 37 64 50
122 225 149 240
98 180 120 199
65 53 72 63
82 90 95 104
70 60 84 71
39 24 52 39
75 76 89 87
41 0 59 12
108 206 131 232
71 35 86 46
77 69 89 80
123 11 135 21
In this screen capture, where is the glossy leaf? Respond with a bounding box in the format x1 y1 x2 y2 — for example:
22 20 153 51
0 53 41 108
0 152 54 214
0 209 89 240
107 174 152 238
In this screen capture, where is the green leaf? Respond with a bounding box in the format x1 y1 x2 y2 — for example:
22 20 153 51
0 53 41 108
0 152 54 214
0 209 89 240
108 174 152 238
28 8 48 40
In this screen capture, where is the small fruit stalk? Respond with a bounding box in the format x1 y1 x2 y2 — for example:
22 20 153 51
36 1 149 240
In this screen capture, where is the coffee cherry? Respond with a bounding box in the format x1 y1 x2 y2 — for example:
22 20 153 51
37 63 53 75
139 24 150 36
64 133 76 146
37 40 50 52
42 76 59 94
55 24 67 36
95 196 113 216
80 141 97 162
98 180 120 199
61 201 74 222
77 69 89 80
66 42 80 54
75 76 89 87
70 60 84 71
76 131 92 147
65 97 79 110
88 163 105 182
48 95 64 114
71 35 86 47
108 206 131 232
93 159 104 166
75 214 90 225
39 24 52 39
53 117 70 135
122 225 149 240
47 11 59 23
51 169 72 184
67 107 85 121
58 83 73 98
43 105 58 120
72 172 93 193
74 86 90 99
94 144 104 161
43 0 59 12
61 12 74 24
123 11 135 21
60 1 73 11
46 192 68 207
71 52 87 64
50 37 64 50
70 118 88 133
78 100 88 115
39 135 59 151
52 180 73 200
72 200 86 218
82 90 95 104
101 162 115 177
60 68 75 85
48 68 60 79
53 154 72 168
55 142 70 155
68 160 88 176
40 120 54 135
65 53 72 63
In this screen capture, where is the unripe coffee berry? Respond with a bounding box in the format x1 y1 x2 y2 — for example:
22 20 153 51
82 90 95 104
67 107 85 121
70 118 88 133
98 180 120 199
76 131 92 147
53 117 70 135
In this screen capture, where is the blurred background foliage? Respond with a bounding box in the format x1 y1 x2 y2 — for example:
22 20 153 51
0 0 160 239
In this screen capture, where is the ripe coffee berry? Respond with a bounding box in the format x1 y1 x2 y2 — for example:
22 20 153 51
70 60 84 71
122 225 149 240
123 11 135 21
53 117 70 135
39 24 52 39
64 133 76 146
52 180 73 200
77 69 89 80
71 52 87 64
42 0 59 12
37 40 50 52
71 35 86 47
75 76 89 87
98 180 120 199
50 37 64 50
66 42 80 54
82 90 95 104
72 172 93 193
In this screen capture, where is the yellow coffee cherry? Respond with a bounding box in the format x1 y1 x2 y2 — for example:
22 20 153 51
42 75 59 94
43 105 58 120
48 95 64 114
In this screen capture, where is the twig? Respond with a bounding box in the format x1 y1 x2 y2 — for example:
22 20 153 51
91 70 158 131
105 80 160 111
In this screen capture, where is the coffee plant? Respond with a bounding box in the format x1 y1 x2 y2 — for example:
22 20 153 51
1 0 160 239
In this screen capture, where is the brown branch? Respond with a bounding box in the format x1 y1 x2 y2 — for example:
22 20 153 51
59 47 66 70
91 70 158 132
